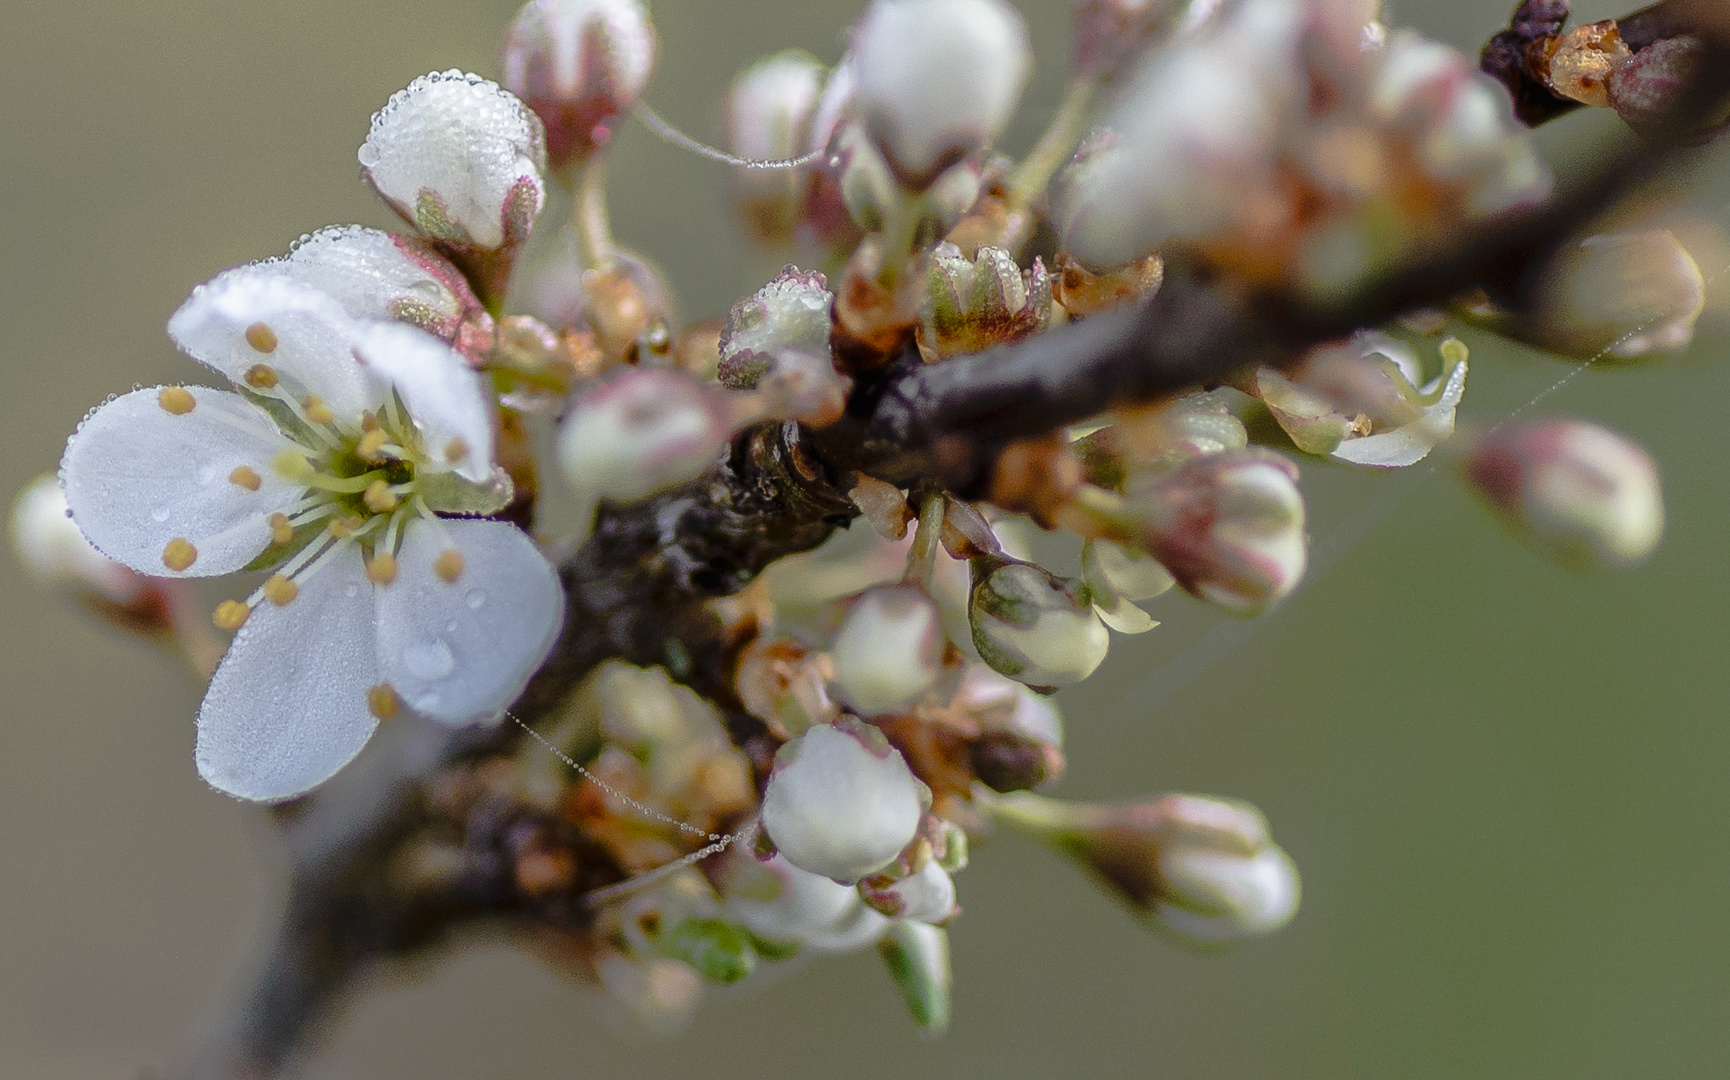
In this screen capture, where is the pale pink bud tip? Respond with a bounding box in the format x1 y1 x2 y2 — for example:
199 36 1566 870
501 0 657 169
555 368 736 507
1463 419 1664 572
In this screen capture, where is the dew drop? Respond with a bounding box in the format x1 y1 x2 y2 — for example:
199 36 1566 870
403 638 456 680
466 589 487 610
150 507 171 523
345 584 360 598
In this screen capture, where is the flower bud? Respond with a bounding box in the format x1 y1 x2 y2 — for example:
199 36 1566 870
1531 230 1706 359
991 791 1300 943
829 586 946 717
1072 0 1185 84
718 267 833 389
724 851 889 952
1462 418 1664 572
877 920 951 1032
11 473 139 601
760 718 928 883
849 0 1032 186
555 368 736 509
951 663 1066 791
969 560 1110 690
727 50 826 242
736 636 840 738
859 858 957 923
500 0 657 169
1081 537 1173 635
1080 391 1247 482
1129 448 1307 615
918 243 1051 361
1607 36 1728 143
359 71 547 300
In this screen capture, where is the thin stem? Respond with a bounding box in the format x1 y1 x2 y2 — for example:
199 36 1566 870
1006 78 1097 210
573 156 617 271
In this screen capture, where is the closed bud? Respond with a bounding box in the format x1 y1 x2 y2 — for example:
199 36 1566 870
1607 36 1728 143
1072 0 1184 84
952 663 1065 792
832 122 899 232
830 586 946 717
1082 392 1247 483
992 791 1300 943
727 50 826 242
555 368 736 509
723 851 889 952
1531 230 1706 359
1462 418 1664 572
359 71 548 302
969 560 1110 690
760 718 928 883
859 858 958 923
11 474 140 602
918 243 1051 361
500 0 657 169
850 0 1032 187
718 267 833 389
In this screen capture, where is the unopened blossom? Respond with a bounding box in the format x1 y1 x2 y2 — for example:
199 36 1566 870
59 268 563 801
500 0 657 169
1607 36 1727 142
360 70 548 298
829 585 946 717
1531 231 1706 358
760 718 927 883
1080 391 1247 481
724 852 891 953
555 367 738 511
1254 332 1468 467
12 474 140 601
969 560 1110 690
718 267 833 389
1462 418 1664 572
918 243 1051 361
1080 537 1172 634
1129 448 1308 615
848 0 1032 185
727 50 826 242
859 858 957 923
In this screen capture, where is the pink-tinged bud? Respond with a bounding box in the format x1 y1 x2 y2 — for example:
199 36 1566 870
555 368 736 509
918 242 1052 361
12 474 140 602
1462 418 1664 572
761 718 929 883
1607 36 1730 143
718 267 833 389
969 560 1110 690
849 0 1032 187
992 791 1301 943
1532 230 1706 359
829 586 946 717
500 0 657 170
727 50 826 242
859 858 958 923
1072 0 1183 84
1131 448 1307 615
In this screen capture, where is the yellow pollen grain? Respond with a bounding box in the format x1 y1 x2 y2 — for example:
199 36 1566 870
443 437 470 464
362 480 398 513
328 515 364 539
212 600 251 631
262 574 298 607
366 551 399 585
272 449 313 482
268 512 294 545
157 386 197 415
367 683 401 721
356 429 389 461
161 537 197 572
433 549 465 584
361 411 380 433
244 322 279 354
228 465 263 491
243 364 280 389
302 395 335 426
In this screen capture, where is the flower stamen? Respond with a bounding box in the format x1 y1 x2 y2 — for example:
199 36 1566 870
228 465 263 491
161 537 197 572
367 684 402 720
244 322 279 354
157 387 197 415
212 599 251 631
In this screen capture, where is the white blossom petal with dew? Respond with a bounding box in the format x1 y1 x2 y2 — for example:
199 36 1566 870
351 322 496 484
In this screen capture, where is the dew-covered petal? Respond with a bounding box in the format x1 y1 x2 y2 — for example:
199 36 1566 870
168 267 387 424
195 542 380 801
1330 354 1467 468
351 322 496 483
60 387 306 577
374 517 563 725
279 226 480 340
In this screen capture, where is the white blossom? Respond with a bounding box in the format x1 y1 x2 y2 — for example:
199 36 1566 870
828 585 945 717
59 266 563 801
760 718 926 883
969 561 1110 689
860 859 957 924
724 851 890 952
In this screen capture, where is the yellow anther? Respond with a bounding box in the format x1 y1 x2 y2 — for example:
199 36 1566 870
161 537 197 572
272 449 314 483
244 322 279 354
212 600 251 631
302 395 335 426
327 515 364 539
244 364 280 389
362 480 398 513
433 548 465 584
356 429 389 461
367 683 401 721
157 386 197 415
361 411 380 433
268 512 294 545
228 465 263 492
444 437 470 464
262 574 299 607
366 551 399 585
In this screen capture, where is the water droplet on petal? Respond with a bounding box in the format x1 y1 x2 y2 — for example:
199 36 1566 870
151 507 171 523
466 589 488 610
403 638 456 680
345 584 360 598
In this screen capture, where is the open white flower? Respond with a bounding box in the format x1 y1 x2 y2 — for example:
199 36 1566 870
59 266 564 802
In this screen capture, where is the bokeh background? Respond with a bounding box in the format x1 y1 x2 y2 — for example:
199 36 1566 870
2 0 1726 1076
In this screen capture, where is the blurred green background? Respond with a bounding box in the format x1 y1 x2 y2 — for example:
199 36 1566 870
1 0 1726 1076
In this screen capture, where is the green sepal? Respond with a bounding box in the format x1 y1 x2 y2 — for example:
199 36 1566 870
878 921 951 1034
417 467 513 517
659 918 757 985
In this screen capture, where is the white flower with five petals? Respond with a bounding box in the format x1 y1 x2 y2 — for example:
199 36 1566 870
59 261 564 803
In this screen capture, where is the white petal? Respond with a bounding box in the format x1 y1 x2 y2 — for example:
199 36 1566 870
281 226 475 335
350 322 497 483
60 387 305 577
168 268 387 424
374 517 563 725
196 542 380 801
1331 356 1466 468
